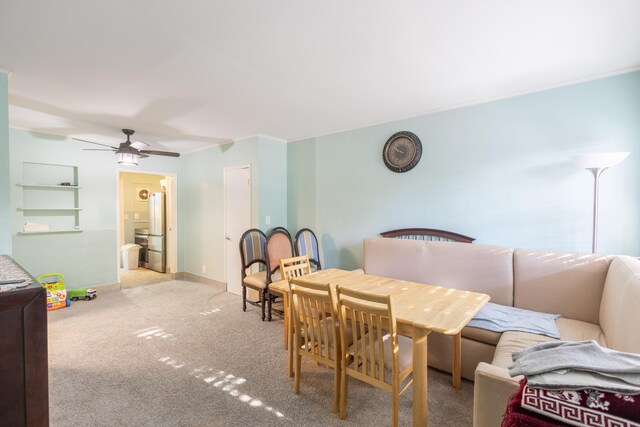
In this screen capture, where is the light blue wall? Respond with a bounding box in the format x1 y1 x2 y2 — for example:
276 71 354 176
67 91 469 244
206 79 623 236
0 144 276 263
5 72 638 287
287 138 316 233
7 130 287 288
180 135 288 283
258 136 288 230
288 71 640 270
0 72 10 255
9 129 181 288
181 137 259 281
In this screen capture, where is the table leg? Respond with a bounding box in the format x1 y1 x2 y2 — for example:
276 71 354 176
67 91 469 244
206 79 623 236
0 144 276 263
412 325 429 427
452 332 461 389
283 292 294 378
283 292 289 350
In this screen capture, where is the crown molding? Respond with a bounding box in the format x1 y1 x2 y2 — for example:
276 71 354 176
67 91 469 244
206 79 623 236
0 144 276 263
256 134 288 143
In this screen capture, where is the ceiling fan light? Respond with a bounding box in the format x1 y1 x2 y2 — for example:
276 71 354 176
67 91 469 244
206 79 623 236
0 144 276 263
118 152 139 165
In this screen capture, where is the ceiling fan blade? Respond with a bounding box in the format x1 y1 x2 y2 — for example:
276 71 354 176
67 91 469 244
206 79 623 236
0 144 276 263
138 153 150 158
83 148 117 151
140 150 180 158
130 140 150 150
73 138 118 149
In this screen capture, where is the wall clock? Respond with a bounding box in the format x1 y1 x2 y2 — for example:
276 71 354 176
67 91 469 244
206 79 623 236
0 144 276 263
136 188 150 201
382 131 422 173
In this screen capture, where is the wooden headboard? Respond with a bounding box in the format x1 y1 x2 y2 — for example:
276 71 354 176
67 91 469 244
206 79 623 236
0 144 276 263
380 228 475 244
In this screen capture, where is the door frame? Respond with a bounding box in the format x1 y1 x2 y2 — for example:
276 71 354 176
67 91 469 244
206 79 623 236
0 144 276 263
115 169 179 283
223 164 251 288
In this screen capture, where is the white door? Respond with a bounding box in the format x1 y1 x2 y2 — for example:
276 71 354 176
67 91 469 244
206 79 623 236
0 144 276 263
224 166 251 295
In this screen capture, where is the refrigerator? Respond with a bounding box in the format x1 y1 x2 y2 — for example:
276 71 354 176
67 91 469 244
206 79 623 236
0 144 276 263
148 192 166 273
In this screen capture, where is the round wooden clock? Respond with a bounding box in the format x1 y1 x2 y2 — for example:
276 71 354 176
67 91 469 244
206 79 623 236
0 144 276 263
382 131 422 173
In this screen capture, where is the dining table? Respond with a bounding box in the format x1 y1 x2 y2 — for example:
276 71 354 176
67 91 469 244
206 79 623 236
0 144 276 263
269 268 490 427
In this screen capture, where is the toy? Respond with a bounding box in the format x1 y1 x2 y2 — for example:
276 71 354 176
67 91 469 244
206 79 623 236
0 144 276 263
68 288 97 301
36 273 71 311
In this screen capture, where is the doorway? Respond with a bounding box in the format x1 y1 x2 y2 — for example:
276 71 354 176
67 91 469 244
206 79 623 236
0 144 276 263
224 165 251 295
116 171 178 288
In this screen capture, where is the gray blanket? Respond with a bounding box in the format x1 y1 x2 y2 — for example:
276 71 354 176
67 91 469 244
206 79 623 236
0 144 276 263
467 302 561 338
509 340 640 394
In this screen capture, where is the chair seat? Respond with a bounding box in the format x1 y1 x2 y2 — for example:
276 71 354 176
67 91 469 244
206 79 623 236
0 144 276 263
243 271 267 290
350 334 413 373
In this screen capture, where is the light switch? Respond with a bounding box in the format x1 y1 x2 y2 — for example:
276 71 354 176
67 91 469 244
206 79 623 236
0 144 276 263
134 213 140 220
265 216 271 225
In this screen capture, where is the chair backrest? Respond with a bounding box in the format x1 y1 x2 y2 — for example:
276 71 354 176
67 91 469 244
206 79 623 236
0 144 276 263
239 229 267 278
336 286 397 390
290 277 339 364
294 228 322 270
270 226 292 239
265 229 294 283
279 255 312 283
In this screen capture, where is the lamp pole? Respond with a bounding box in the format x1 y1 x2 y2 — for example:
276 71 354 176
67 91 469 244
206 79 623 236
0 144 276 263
588 167 604 253
570 152 629 254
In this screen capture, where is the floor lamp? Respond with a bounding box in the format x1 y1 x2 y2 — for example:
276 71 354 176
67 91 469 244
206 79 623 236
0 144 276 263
570 152 630 253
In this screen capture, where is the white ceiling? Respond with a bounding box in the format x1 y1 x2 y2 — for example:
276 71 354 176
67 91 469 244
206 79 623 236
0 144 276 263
1 0 639 153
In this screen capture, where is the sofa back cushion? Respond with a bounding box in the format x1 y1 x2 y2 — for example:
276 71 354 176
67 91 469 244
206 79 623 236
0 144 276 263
513 249 612 325
599 256 640 353
363 237 514 306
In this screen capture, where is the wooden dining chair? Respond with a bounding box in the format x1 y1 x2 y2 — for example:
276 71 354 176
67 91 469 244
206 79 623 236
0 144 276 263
279 255 312 378
239 228 268 320
289 276 341 414
336 286 413 427
294 228 322 271
264 229 294 321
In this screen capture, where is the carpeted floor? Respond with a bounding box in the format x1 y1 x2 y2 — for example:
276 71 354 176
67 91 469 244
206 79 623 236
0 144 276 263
48 280 474 426
119 267 171 288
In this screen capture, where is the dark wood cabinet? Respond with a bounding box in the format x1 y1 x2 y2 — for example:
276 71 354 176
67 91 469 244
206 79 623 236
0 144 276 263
0 257 49 426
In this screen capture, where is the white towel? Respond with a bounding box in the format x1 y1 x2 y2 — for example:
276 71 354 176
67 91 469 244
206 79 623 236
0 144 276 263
23 222 50 232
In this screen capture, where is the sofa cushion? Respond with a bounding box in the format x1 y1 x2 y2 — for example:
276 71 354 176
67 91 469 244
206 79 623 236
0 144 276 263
513 249 612 325
492 331 554 369
491 318 607 370
428 333 497 381
556 318 607 346
363 238 514 305
462 326 501 346
599 256 640 354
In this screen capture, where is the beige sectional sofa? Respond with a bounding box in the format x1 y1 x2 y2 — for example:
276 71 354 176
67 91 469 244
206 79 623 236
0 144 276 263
362 237 640 427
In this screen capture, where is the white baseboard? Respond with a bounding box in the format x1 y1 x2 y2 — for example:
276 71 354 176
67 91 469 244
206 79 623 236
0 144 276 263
172 272 226 292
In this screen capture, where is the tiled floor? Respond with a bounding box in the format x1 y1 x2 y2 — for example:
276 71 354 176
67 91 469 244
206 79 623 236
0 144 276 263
119 267 171 288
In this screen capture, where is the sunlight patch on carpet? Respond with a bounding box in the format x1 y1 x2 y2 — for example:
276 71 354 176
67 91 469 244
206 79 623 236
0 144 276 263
152 356 288 420
134 326 172 339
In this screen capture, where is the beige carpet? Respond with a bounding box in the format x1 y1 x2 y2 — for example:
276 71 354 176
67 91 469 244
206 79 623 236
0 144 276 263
119 267 171 288
48 280 474 426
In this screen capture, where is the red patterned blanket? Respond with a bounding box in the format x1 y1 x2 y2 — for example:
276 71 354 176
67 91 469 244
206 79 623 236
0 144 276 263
502 379 640 427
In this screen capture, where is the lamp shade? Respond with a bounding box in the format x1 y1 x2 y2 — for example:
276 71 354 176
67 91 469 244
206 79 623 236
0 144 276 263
117 152 139 165
570 152 629 169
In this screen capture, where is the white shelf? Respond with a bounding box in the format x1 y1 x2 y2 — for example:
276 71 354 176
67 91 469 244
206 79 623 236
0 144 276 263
18 163 81 234
17 184 81 189
17 230 83 235
18 208 82 211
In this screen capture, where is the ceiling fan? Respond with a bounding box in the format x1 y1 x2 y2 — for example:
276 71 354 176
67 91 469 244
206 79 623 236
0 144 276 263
73 129 180 165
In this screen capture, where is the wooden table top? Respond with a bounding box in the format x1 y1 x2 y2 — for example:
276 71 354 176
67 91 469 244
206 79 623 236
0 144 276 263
269 268 490 334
